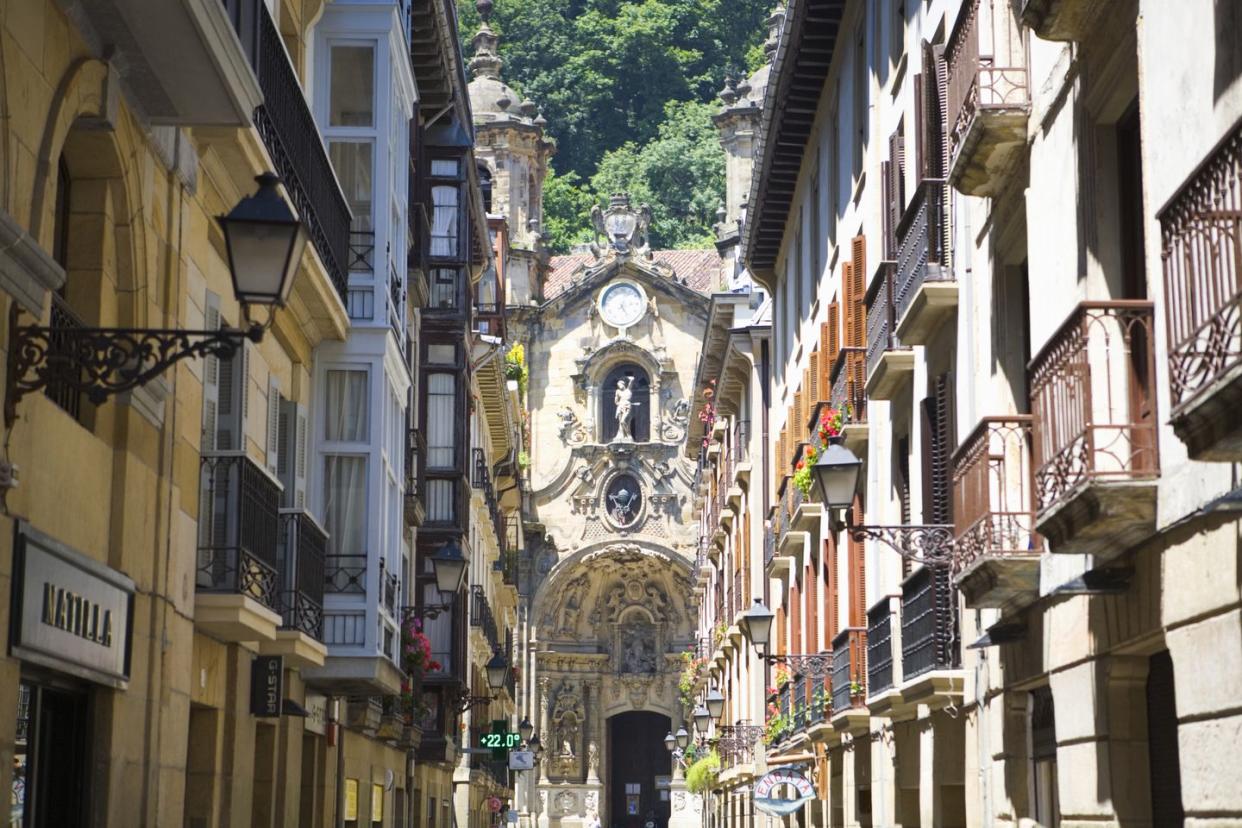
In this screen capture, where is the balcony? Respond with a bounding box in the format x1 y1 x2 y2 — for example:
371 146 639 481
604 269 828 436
471 585 501 656
864 262 913 400
248 4 351 301
830 347 869 454
830 628 868 731
945 0 1030 197
271 509 328 664
1019 0 1106 41
865 598 899 714
195 452 282 641
473 449 509 560
67 0 261 126
951 416 1042 608
1029 302 1158 560
894 179 956 345
732 419 753 487
899 566 962 706
1159 123 1242 460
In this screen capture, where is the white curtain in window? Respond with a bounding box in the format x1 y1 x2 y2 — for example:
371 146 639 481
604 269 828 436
324 455 367 556
427 373 455 466
326 369 369 442
422 581 451 673
431 185 459 257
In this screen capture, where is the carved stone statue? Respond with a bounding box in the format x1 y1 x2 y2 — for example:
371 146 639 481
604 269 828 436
558 406 586 445
588 742 599 774
614 379 634 441
608 484 639 524
620 624 657 674
660 398 690 441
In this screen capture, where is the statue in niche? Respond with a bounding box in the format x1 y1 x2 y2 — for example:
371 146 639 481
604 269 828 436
620 623 657 674
644 583 672 622
557 574 590 636
614 378 637 441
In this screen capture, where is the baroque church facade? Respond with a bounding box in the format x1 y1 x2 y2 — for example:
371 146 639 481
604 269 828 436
465 3 762 825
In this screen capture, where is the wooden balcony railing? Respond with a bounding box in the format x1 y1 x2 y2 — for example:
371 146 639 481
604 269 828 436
893 178 951 323
1159 121 1242 446
830 347 867 424
865 600 895 696
865 262 903 380
1028 301 1158 512
952 416 1040 574
248 4 350 301
900 565 958 680
197 452 281 610
278 509 327 640
830 628 866 712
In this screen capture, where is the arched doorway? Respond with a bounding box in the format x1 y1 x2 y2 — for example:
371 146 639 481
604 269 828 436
607 711 671 828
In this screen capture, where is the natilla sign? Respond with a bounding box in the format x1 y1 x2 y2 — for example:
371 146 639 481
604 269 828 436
752 766 816 816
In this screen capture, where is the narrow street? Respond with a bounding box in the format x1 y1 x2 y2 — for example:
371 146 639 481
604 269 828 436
0 0 1238 826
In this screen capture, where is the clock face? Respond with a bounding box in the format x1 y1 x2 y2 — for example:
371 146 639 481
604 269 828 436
600 282 645 328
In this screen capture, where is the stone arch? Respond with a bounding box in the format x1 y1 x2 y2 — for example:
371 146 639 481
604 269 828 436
31 58 147 330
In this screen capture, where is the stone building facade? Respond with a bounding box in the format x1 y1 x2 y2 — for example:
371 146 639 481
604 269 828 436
697 0 1242 826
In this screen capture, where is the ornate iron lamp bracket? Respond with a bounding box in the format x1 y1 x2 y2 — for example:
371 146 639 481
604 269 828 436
763 652 834 677
848 524 955 568
402 603 452 622
448 686 496 714
5 305 263 426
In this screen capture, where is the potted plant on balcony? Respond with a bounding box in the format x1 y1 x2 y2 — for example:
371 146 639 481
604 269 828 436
763 704 790 746
685 749 720 794
677 651 708 715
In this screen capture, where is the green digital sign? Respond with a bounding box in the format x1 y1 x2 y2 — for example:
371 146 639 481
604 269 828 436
480 721 522 759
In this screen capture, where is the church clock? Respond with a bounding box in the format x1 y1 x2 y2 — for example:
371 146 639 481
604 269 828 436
598 281 647 329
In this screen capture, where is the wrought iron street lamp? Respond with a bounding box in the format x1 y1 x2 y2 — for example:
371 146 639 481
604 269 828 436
430 539 468 596
5 173 302 426
675 727 690 750
519 718 534 741
810 435 863 510
741 598 833 678
693 705 711 735
485 652 509 691
739 599 775 652
705 688 725 720
663 732 676 752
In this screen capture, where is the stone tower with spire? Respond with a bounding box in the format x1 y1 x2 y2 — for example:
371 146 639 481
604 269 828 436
467 0 556 305
712 3 784 288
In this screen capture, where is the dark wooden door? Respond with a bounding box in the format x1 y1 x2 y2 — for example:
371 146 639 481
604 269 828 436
607 712 671 828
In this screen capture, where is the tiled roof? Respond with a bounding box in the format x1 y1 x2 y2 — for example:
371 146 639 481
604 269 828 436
544 249 722 299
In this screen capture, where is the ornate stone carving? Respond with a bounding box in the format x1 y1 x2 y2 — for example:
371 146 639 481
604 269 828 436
584 790 599 814
558 406 588 445
550 681 585 778
660 398 690 442
555 791 577 814
588 742 599 775
672 792 688 813
555 574 590 637
618 622 658 674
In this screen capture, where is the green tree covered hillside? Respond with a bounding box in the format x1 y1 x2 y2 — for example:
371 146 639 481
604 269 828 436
457 0 770 251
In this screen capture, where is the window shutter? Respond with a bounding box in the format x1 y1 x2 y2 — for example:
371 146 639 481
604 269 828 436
889 121 906 249
881 159 894 259
794 389 804 437
848 493 866 627
267 377 282 476
934 372 956 523
850 236 867 348
790 581 801 655
933 43 950 178
201 294 221 453
825 537 839 641
841 261 856 348
806 559 818 651
914 71 928 180
808 352 821 408
827 303 841 369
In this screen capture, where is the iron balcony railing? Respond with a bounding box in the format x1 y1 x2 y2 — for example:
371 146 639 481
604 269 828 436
1028 301 1159 512
46 294 85 422
901 565 959 680
382 566 400 615
277 509 326 640
865 262 903 379
472 448 508 559
806 675 830 726
1159 120 1242 418
471 585 500 653
790 675 808 734
349 230 376 273
831 628 867 713
894 178 951 323
325 553 366 594
245 3 350 301
734 419 751 465
952 416 1040 574
763 522 776 568
944 0 1030 170
865 600 895 696
830 347 868 425
197 452 281 610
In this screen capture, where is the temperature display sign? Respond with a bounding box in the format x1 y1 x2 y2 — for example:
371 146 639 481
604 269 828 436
480 722 523 759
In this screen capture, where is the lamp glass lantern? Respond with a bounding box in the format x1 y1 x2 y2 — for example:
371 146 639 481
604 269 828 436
663 732 676 752
693 705 711 735
740 599 775 653
519 718 534 741
811 437 863 510
430 539 468 597
705 688 725 720
485 652 509 690
675 727 690 750
216 172 305 308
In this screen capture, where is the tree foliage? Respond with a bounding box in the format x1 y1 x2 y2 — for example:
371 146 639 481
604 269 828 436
458 0 769 250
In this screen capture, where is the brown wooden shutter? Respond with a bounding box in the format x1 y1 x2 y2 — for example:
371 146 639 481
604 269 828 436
848 492 866 627
889 120 906 249
824 306 840 388
850 236 867 347
841 262 856 348
806 560 819 651
914 71 928 180
825 537 839 640
881 159 893 259
794 390 804 437
809 352 821 408
791 580 801 655
776 605 787 656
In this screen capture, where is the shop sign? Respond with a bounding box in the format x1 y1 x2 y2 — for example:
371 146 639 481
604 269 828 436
753 766 816 816
372 783 384 822
344 779 359 820
10 522 134 687
304 693 327 735
508 750 534 771
250 655 283 717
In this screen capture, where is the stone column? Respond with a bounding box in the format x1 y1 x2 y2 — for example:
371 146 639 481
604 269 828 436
539 677 552 784
586 679 602 784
